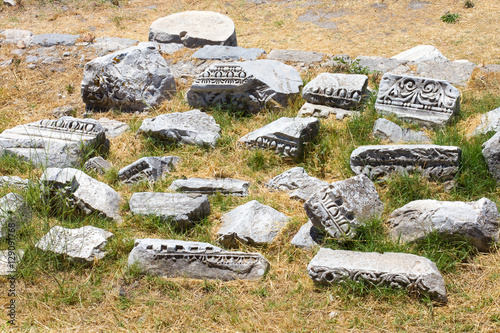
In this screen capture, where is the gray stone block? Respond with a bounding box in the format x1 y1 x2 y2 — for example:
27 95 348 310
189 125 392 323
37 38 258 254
391 45 448 63
169 178 249 196
118 156 180 183
472 107 500 135
416 60 476 87
0 193 30 238
482 131 500 182
290 221 323 249
31 33 79 47
192 45 265 61
266 49 325 64
266 167 328 201
355 56 404 73
91 37 139 54
373 118 431 143
97 118 130 138
84 156 112 175
298 102 355 119
0 29 33 45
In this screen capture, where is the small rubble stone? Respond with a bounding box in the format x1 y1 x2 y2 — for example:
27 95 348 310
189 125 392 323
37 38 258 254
373 118 431 143
30 33 79 47
308 248 447 303
388 198 499 251
41 168 122 222
302 73 368 109
186 60 303 113
149 11 237 48
471 107 500 135
0 29 33 45
81 44 176 112
291 221 323 249
0 250 24 275
350 145 461 181
0 193 30 238
266 167 328 201
97 118 130 138
298 102 355 118
52 105 77 118
266 49 325 64
217 200 289 247
91 37 139 54
239 117 320 161
129 193 210 228
482 132 500 182
304 174 384 238
36 226 113 261
0 59 13 68
375 73 460 127
84 156 112 175
169 178 249 196
391 45 448 63
192 45 265 61
137 109 221 147
128 239 269 280
118 156 180 183
137 41 185 55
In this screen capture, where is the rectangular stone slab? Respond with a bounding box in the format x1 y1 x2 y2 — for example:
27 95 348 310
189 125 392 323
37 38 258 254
308 248 447 303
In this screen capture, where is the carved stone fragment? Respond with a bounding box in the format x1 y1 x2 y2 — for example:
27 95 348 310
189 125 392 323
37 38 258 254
0 117 108 168
388 198 499 251
217 200 289 247
304 174 383 239
186 60 303 114
266 167 328 201
84 156 112 175
308 248 448 303
375 73 460 126
0 193 31 238
472 107 500 136
36 226 113 261
128 239 269 280
119 156 180 184
298 102 354 119
350 144 461 181
129 193 210 228
169 178 249 196
302 73 368 109
238 117 320 161
138 109 221 147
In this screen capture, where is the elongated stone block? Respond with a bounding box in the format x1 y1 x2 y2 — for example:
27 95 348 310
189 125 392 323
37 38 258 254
302 73 368 109
350 145 461 181
375 73 460 126
119 156 180 183
169 178 249 196
266 167 328 201
308 248 448 303
128 239 269 280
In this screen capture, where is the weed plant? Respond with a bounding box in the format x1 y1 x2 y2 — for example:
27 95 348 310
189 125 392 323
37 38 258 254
440 12 460 23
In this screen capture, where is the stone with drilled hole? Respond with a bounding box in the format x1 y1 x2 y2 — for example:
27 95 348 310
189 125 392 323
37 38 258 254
266 167 328 201
169 178 249 196
118 156 180 183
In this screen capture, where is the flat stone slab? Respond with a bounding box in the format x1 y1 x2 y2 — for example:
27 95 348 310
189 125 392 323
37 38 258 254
217 200 289 247
192 45 265 61
149 11 237 48
416 60 476 87
169 178 249 196
238 117 320 161
298 102 355 119
91 37 139 54
482 131 500 182
0 29 33 45
81 44 176 111
129 193 210 228
84 156 112 175
290 221 323 249
304 174 384 238
35 226 113 261
266 167 328 201
472 107 500 136
186 60 303 113
302 73 368 109
373 118 431 143
391 45 448 63
118 156 180 183
0 193 30 238
375 73 460 127
0 250 24 275
137 109 221 147
128 239 269 280
389 198 499 251
355 56 404 73
308 248 447 303
266 49 325 64
350 145 461 181
41 168 122 222
0 176 29 188
97 118 130 138
0 117 108 167
30 33 79 47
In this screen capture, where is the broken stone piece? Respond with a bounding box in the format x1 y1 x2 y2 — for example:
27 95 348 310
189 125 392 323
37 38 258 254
0 193 30 238
169 178 249 196
84 156 113 175
290 221 323 249
118 156 180 184
472 107 500 136
91 37 139 54
217 200 289 247
97 118 130 138
129 192 210 228
35 226 113 261
30 33 79 47
0 250 24 275
373 118 431 143
415 60 476 87
350 145 461 181
266 49 325 64
266 167 328 201
304 174 384 238
192 45 265 61
238 117 320 161
388 198 499 251
482 132 500 182
391 45 448 63
128 239 269 280
0 176 29 188
298 102 354 119
0 29 33 45
308 248 447 303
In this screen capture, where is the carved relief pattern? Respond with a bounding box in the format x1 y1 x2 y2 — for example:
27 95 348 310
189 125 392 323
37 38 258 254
377 76 459 113
304 85 363 108
119 160 153 182
194 65 249 86
313 191 355 237
30 119 102 135
251 134 299 158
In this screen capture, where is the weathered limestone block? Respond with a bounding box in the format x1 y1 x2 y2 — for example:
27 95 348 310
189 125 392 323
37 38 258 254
238 117 320 161
308 248 447 303
482 132 500 182
375 73 460 127
30 33 79 47
389 198 499 251
91 37 139 54
217 200 289 247
35 226 113 261
0 29 33 45
81 44 176 111
0 117 108 167
290 220 323 249
192 45 265 61
149 11 237 48
373 118 431 143
302 73 368 109
97 118 130 138
0 193 30 238
169 178 249 196
391 45 448 63
84 156 112 175
472 107 500 135
298 102 354 119
416 60 476 87
304 174 383 238
186 60 303 113
129 193 210 227
128 239 269 280
266 49 325 64
355 56 404 73
41 168 122 222
119 156 180 184
138 109 221 147
0 176 29 188
266 167 328 201
0 250 24 275
350 145 461 181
